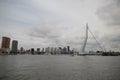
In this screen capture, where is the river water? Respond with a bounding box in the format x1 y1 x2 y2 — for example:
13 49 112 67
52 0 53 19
0 55 120 80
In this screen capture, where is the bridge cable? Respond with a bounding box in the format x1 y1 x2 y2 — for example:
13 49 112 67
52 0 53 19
88 27 104 52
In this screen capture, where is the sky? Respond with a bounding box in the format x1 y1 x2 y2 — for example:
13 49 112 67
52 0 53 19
0 0 120 51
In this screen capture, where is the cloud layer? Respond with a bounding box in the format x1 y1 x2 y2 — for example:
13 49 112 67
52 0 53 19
97 0 120 26
0 0 120 51
96 0 120 51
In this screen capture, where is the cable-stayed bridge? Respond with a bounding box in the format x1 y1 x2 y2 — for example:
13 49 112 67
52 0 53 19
78 23 104 55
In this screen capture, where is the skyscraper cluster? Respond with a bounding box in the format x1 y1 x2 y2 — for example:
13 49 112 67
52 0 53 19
0 36 76 55
0 36 18 54
24 46 74 55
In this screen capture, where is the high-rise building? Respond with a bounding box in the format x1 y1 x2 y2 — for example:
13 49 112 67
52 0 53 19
1 37 10 49
37 48 40 52
63 47 67 54
45 47 51 54
11 40 18 53
67 46 70 52
20 47 24 54
42 48 44 52
59 47 63 54
37 48 40 54
41 48 45 54
1 36 10 54
31 48 35 54
0 48 2 54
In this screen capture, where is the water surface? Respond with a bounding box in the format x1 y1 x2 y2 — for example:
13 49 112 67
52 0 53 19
0 55 120 80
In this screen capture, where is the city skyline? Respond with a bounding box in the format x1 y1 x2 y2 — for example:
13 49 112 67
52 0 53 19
0 0 120 51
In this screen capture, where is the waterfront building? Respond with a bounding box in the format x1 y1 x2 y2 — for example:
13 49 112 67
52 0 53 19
51 47 54 54
1 36 10 54
67 46 70 54
67 46 70 52
63 47 67 54
37 48 40 54
59 47 63 54
0 48 2 54
11 40 18 53
41 48 45 54
31 48 35 54
54 48 57 54
42 48 44 52
56 48 61 54
45 47 51 54
20 47 25 54
45 48 47 53
37 48 40 52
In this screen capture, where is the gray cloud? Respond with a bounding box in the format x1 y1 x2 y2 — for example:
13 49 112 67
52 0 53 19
97 0 120 26
1 0 119 51
100 34 120 51
29 26 58 39
28 20 89 49
28 21 66 47
96 0 120 51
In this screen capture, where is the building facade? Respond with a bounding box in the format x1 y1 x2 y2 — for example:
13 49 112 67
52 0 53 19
0 48 2 54
1 37 10 48
1 36 11 54
11 40 18 53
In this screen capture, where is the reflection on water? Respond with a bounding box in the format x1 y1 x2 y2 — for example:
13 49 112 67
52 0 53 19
0 55 120 80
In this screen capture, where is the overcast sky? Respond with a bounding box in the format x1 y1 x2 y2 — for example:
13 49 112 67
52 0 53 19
0 0 120 51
